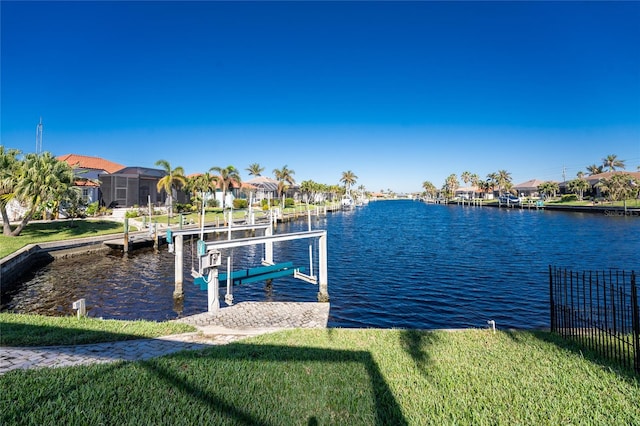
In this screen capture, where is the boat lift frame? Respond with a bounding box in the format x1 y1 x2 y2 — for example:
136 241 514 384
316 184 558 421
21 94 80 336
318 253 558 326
167 223 274 298
194 230 328 314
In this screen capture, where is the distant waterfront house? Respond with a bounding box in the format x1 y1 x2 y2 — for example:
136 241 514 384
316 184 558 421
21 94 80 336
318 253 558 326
245 176 279 201
513 179 546 198
455 186 480 199
57 154 125 204
245 176 300 202
571 171 640 198
99 166 187 208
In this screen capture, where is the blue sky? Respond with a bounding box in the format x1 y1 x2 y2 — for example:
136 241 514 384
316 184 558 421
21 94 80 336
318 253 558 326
2 1 639 193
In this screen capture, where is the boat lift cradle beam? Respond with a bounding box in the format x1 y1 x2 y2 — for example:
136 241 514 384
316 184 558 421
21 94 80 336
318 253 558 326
197 230 328 314
168 223 274 298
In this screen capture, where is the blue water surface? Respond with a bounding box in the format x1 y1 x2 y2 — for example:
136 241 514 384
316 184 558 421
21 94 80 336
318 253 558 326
3 200 639 329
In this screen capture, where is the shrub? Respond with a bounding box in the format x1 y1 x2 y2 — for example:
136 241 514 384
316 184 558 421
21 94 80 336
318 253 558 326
284 198 295 208
206 198 219 208
561 194 578 202
175 203 192 213
86 201 100 216
233 199 248 209
125 209 141 218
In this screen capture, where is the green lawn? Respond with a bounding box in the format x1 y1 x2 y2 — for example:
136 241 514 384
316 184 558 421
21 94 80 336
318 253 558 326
0 313 196 346
1 328 638 425
0 220 125 259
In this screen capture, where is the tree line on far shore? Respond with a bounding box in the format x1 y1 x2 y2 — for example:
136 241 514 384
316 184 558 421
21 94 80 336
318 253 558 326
421 154 640 203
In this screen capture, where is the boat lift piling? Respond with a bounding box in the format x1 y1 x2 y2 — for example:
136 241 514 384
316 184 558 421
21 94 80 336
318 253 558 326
196 229 329 313
168 223 274 299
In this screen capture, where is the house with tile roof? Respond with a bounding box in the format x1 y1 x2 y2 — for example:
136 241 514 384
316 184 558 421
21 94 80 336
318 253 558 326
513 179 547 198
559 171 640 198
57 154 125 204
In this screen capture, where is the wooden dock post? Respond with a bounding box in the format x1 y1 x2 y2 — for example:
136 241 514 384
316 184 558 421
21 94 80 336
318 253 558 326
174 234 184 298
153 221 158 251
123 217 129 253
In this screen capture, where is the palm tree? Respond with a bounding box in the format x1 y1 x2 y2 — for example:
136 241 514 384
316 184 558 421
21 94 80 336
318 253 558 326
340 170 358 195
246 163 264 177
460 171 471 186
586 164 604 175
602 154 625 172
10 152 74 236
469 173 480 199
537 181 560 199
486 172 499 196
155 159 187 218
186 172 218 207
0 147 21 235
442 174 459 201
496 170 512 195
273 165 295 199
210 165 241 209
596 173 639 206
477 179 491 198
566 177 590 201
421 180 437 200
300 180 319 204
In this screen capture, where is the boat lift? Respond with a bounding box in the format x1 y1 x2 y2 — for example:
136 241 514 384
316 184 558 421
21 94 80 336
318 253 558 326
165 215 328 314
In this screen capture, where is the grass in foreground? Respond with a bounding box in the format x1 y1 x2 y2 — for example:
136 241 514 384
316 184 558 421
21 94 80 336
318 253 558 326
1 328 638 425
0 220 124 259
0 313 196 346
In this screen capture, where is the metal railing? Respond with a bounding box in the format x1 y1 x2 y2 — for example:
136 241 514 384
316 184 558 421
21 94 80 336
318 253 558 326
549 266 639 374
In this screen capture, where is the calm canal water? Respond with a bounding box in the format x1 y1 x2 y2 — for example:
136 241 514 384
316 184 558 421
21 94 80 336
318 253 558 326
3 200 639 329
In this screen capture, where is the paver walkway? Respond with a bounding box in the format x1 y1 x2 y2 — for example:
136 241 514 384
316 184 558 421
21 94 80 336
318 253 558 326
1 302 329 375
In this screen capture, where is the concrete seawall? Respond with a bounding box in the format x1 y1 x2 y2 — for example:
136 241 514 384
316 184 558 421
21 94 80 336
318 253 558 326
0 233 135 289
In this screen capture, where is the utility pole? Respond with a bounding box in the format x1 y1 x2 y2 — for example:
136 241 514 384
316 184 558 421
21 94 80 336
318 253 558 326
35 117 43 154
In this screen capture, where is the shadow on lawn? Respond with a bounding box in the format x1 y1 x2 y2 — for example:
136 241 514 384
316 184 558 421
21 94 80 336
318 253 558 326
505 329 639 383
142 343 408 426
399 328 439 375
18 220 122 238
1 325 408 425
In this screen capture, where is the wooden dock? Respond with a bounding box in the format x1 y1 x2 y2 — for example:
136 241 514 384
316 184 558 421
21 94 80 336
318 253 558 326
103 234 166 251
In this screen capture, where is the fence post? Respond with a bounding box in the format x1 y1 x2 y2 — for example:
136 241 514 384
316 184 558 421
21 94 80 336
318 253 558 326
632 271 639 374
549 265 555 332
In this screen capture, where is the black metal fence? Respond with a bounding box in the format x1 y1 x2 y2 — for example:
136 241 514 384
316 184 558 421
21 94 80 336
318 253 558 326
549 266 639 374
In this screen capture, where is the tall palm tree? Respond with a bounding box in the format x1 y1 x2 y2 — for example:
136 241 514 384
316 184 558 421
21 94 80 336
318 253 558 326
340 170 358 195
469 173 480 199
586 164 604 175
602 154 625 172
442 174 459 201
421 180 437 199
496 170 512 195
273 165 295 198
10 152 74 236
460 171 471 186
186 172 218 207
486 172 499 196
155 159 187 218
0 147 21 235
477 179 491 198
210 165 241 209
246 163 264 177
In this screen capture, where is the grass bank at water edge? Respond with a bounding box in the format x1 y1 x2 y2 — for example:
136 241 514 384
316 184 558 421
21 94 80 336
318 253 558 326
0 313 196 346
1 328 638 425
